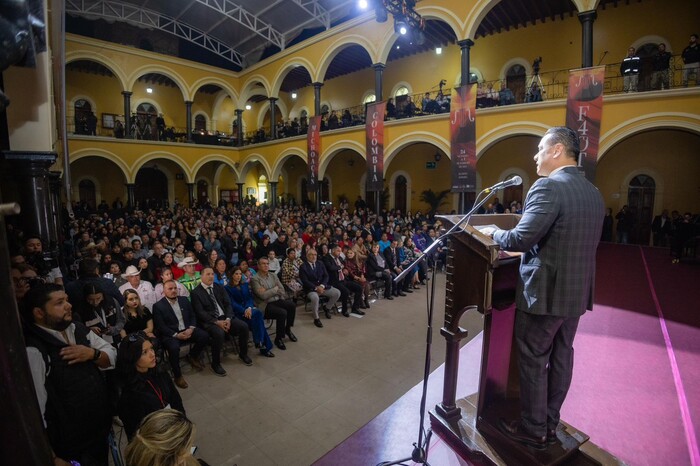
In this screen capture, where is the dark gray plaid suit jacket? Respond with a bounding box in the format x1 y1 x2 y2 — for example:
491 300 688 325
493 166 605 318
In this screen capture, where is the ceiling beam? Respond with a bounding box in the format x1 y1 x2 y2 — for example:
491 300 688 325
194 0 285 49
65 0 245 68
290 0 331 30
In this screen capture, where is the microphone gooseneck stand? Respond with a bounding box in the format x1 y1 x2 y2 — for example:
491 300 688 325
377 185 503 466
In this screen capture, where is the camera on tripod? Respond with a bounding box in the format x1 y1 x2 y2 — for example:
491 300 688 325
532 56 542 75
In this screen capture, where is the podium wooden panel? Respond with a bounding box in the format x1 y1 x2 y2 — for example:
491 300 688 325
429 215 610 466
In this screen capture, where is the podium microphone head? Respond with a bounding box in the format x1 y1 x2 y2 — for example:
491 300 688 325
509 175 523 186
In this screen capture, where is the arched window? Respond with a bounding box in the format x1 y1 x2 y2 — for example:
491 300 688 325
300 109 308 118
194 114 206 132
506 64 527 104
395 86 409 97
363 94 376 104
628 175 656 245
136 102 157 116
320 104 330 115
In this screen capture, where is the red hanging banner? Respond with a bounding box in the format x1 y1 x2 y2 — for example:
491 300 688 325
365 101 387 192
450 84 477 192
307 115 322 191
565 66 605 182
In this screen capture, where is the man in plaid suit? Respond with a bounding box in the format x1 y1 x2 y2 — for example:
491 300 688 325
488 126 605 449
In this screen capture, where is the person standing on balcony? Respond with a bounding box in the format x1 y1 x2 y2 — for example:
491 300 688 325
681 34 700 86
651 43 672 90
620 46 640 92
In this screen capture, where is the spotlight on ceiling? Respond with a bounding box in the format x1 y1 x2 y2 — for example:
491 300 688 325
394 17 408 35
146 87 153 94
435 47 442 55
291 92 297 99
245 104 252 110
358 0 368 9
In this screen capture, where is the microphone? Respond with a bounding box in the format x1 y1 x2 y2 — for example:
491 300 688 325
484 175 522 193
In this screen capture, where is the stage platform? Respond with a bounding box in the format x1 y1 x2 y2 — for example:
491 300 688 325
314 245 700 466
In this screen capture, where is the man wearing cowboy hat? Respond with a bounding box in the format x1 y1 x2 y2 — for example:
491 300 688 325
177 257 201 294
118 265 157 310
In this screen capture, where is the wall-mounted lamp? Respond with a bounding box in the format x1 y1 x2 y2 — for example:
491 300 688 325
435 47 442 55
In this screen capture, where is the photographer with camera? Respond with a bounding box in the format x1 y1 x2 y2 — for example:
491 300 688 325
24 236 63 285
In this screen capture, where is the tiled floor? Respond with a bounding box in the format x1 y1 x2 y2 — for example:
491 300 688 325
125 273 485 466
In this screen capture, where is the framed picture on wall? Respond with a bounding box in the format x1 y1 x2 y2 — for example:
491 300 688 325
102 113 117 129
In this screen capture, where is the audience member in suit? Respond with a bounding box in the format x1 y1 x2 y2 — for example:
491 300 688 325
250 258 298 349
383 239 410 296
225 267 275 358
366 243 394 299
322 244 365 316
152 280 209 389
190 267 252 376
116 332 185 439
651 209 672 247
488 127 605 449
298 248 341 328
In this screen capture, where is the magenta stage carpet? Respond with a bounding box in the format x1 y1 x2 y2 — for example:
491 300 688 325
314 244 700 466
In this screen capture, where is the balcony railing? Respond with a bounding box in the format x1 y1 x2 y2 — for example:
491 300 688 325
67 54 696 148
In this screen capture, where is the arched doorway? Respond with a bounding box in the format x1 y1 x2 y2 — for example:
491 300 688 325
320 177 330 203
134 167 168 209
628 174 655 245
395 175 407 213
636 43 661 91
135 102 157 140
194 114 207 132
78 179 96 210
506 64 527 104
197 180 209 206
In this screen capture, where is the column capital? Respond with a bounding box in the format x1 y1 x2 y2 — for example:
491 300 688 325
185 100 193 106
121 91 133 97
313 82 323 89
373 63 386 71
577 10 597 23
457 39 475 49
235 109 244 115
268 97 278 103
269 181 278 186
236 182 245 186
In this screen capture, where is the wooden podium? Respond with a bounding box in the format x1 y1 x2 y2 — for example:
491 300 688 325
429 215 614 466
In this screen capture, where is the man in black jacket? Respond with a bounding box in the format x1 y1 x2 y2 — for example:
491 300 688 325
299 248 341 328
383 239 409 296
152 280 209 388
65 258 124 308
620 46 640 92
322 244 364 317
651 43 672 90
190 267 251 376
682 34 699 87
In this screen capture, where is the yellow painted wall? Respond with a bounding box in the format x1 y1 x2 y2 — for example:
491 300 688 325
71 157 127 203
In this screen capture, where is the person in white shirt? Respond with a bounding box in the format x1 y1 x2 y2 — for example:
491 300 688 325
119 265 157 311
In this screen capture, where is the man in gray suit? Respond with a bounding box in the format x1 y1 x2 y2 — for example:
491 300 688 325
487 126 605 449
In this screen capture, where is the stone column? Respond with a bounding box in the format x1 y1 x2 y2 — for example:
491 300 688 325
578 11 597 68
313 82 323 116
126 183 136 209
185 101 193 142
0 151 58 248
235 109 244 146
373 63 385 101
269 181 278 209
458 39 475 86
237 182 245 206
269 97 278 139
48 171 63 248
122 91 133 138
187 183 195 207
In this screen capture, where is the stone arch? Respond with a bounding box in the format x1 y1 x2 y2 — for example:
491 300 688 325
389 170 412 212
319 140 365 179
390 81 413 98
70 95 98 133
270 58 316 97
272 147 308 180
630 35 674 54
599 113 700 162
131 151 192 183
413 5 465 40
384 132 451 175
70 149 130 182
191 154 239 180
238 154 272 182
499 58 533 81
315 36 377 83
477 122 549 159
65 52 128 90
132 98 161 115
291 105 311 120
256 99 289 129
238 76 272 107
361 89 376 104
464 0 504 40
189 78 239 105
73 174 103 206
127 65 189 100
211 91 236 127
496 166 531 197
454 68 484 87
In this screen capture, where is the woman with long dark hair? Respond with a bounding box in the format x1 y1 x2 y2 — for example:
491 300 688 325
121 289 155 338
79 283 125 345
117 333 185 439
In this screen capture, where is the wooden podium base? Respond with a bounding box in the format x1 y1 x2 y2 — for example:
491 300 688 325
430 394 624 466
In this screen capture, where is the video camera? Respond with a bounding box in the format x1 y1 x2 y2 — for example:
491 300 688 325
533 56 542 75
438 79 447 91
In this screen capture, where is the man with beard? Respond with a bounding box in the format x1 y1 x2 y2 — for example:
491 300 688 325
23 284 117 466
